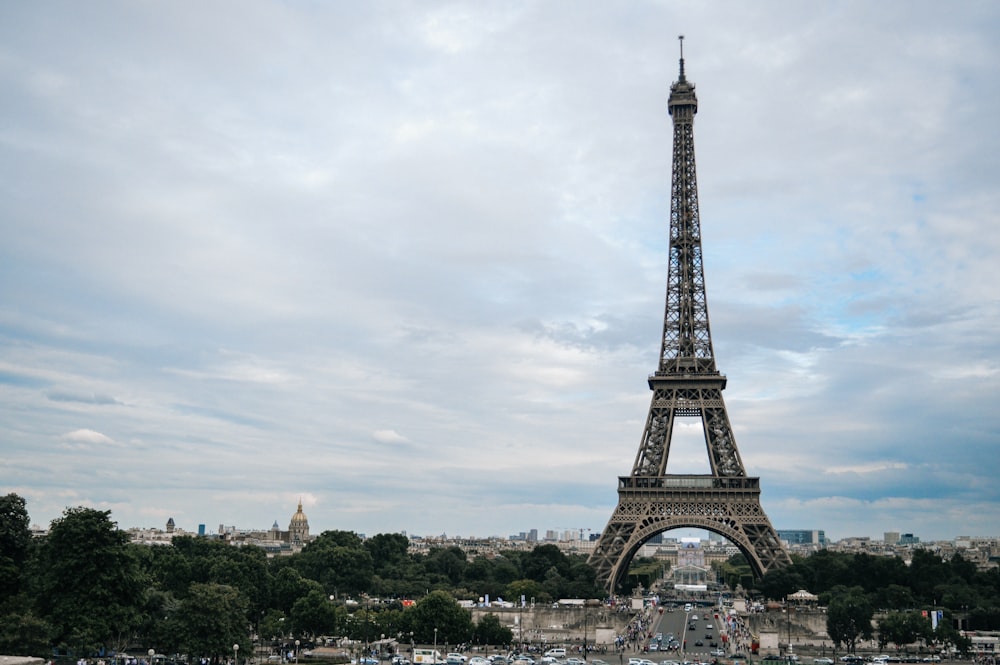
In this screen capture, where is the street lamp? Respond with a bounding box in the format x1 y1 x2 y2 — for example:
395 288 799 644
148 648 155 665
234 644 240 665
295 640 300 665
434 628 438 663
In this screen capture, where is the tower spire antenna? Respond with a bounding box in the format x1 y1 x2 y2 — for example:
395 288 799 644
678 34 686 82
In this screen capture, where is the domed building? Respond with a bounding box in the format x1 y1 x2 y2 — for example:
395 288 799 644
288 499 310 544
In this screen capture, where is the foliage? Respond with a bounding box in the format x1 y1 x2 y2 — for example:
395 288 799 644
0 611 51 657
825 586 874 653
0 493 32 606
624 557 664 594
164 583 249 659
877 611 930 650
473 613 513 646
291 589 341 637
296 530 375 596
32 507 144 656
404 590 474 645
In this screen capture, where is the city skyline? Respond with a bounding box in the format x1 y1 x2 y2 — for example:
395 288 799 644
3 3 999 544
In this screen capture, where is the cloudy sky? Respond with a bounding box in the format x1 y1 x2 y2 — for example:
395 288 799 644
2 2 998 544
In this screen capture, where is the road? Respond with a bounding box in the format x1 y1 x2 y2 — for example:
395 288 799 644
647 605 726 662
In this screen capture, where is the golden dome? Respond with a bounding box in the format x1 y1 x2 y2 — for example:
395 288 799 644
290 500 309 525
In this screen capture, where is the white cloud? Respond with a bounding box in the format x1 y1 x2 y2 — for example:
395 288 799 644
61 429 117 446
372 429 409 444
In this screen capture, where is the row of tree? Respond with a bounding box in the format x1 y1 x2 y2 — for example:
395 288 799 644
750 549 1000 629
5 493 1000 661
714 548 1000 654
0 495 594 660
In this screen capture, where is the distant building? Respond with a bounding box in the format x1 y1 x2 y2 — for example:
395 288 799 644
288 500 310 544
778 529 826 546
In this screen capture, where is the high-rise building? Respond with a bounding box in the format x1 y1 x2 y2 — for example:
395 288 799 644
778 529 826 546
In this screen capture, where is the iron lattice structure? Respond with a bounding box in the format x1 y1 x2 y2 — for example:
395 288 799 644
588 45 791 592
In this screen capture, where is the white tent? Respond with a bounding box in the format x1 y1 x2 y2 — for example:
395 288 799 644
786 589 818 602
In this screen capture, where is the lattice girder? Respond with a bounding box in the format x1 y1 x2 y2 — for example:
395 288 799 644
632 377 746 478
589 480 791 590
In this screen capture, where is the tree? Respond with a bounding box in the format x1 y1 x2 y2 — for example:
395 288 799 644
272 567 324 615
0 611 51 657
166 583 249 659
33 507 144 655
826 586 874 653
365 533 410 573
473 613 513 647
878 611 930 651
756 563 807 601
424 547 468 586
874 585 917 611
520 545 570 582
0 493 31 606
296 531 374 595
291 589 339 638
404 590 473 644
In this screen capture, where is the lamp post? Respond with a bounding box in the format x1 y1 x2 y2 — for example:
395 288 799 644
234 644 239 665
295 640 300 665
148 648 155 665
434 628 438 663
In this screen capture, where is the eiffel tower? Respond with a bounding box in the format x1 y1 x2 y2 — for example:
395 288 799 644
588 38 791 592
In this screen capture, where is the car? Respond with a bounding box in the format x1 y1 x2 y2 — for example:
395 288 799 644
705 635 713 640
688 624 696 630
711 652 725 658
693 642 703 647
470 659 489 665
566 660 585 665
813 660 834 665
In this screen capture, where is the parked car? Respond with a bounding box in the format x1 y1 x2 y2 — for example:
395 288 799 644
813 660 834 665
446 655 466 665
